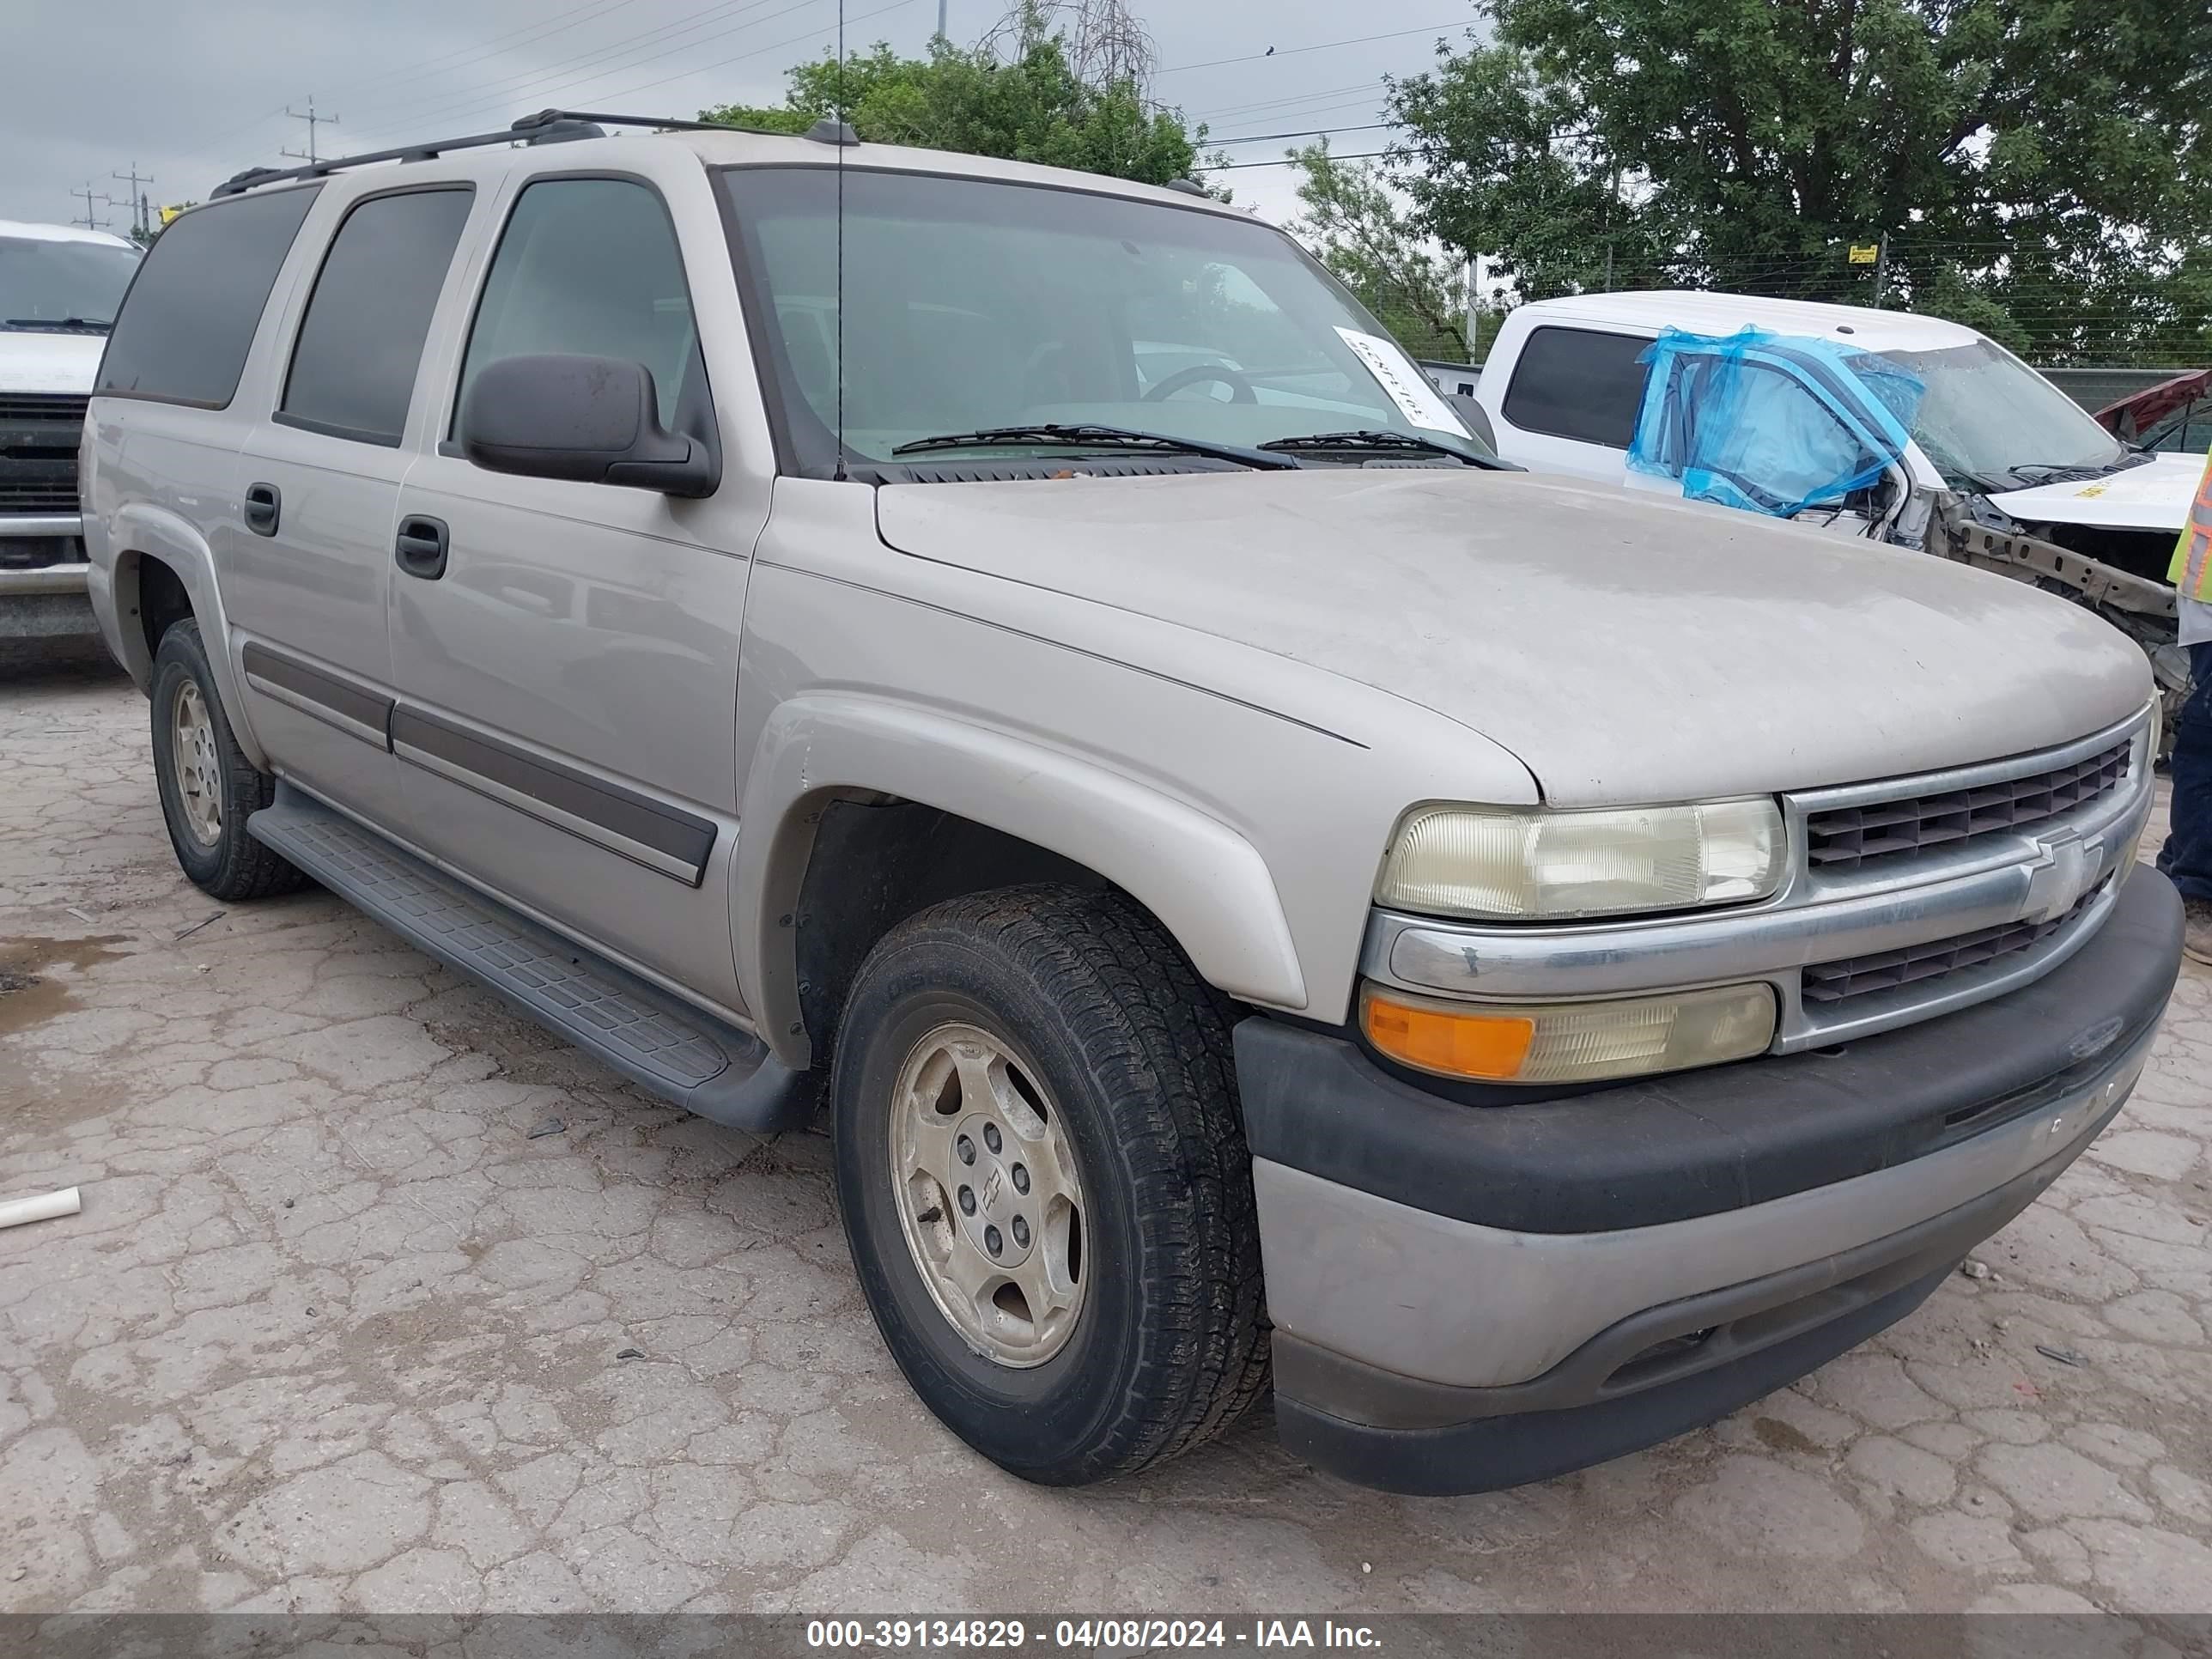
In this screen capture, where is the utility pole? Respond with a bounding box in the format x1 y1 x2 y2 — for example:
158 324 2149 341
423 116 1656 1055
282 97 339 166
1601 160 1620 290
1871 231 1890 308
70 183 112 231
936 0 948 39
111 162 154 237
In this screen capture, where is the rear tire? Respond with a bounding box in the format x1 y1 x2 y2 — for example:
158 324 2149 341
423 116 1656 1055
149 619 307 901
832 884 1269 1486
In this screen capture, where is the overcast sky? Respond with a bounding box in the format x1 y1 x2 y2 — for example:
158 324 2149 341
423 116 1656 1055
3 0 1480 233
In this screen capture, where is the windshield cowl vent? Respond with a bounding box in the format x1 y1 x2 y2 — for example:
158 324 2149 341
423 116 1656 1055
889 458 1240 485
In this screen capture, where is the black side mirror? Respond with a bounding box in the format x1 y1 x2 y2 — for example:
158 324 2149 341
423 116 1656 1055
459 354 719 497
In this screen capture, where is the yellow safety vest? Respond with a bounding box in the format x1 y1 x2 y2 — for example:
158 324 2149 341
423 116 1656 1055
2175 448 2212 603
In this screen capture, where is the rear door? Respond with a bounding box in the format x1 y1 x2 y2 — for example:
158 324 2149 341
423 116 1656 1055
222 183 477 823
1487 323 1655 483
387 162 772 1013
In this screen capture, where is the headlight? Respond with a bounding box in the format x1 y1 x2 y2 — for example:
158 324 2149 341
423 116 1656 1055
1376 799 1786 921
1363 982 1777 1084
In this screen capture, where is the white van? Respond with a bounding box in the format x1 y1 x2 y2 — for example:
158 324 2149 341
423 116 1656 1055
1 218 140 662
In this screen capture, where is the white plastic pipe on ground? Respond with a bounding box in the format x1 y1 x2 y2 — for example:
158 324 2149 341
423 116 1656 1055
0 1187 81 1231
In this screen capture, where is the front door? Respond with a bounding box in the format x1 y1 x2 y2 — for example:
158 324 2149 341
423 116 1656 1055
389 173 764 1013
223 185 477 823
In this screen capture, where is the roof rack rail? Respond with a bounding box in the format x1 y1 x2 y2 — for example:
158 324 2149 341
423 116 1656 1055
211 108 814 198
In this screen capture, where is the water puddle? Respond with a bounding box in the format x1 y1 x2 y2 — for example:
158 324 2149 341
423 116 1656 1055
0 934 131 1036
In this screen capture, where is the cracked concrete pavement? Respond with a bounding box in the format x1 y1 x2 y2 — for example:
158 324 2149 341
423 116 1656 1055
3 661 2209 1619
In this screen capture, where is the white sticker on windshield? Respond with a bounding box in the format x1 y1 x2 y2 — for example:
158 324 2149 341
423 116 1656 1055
1334 326 1471 436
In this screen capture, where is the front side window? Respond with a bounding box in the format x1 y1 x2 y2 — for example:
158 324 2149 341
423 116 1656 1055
279 187 474 445
96 185 321 407
0 235 139 336
1502 326 1652 448
718 167 1476 475
456 178 699 435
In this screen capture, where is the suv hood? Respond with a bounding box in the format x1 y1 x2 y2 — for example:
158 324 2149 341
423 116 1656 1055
875 470 2149 805
1984 450 2203 532
0 329 103 393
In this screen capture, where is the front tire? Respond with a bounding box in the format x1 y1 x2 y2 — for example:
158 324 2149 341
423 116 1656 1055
832 884 1269 1486
149 619 307 901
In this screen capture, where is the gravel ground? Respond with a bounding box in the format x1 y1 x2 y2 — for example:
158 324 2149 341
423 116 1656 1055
2 662 2208 1618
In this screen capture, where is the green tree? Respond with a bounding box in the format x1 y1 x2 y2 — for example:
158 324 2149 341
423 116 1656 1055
701 3 1209 189
1288 142 1479 361
1389 0 2212 363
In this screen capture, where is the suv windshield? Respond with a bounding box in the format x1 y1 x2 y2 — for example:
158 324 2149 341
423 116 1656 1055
0 234 141 332
1878 337 2128 488
719 167 1482 473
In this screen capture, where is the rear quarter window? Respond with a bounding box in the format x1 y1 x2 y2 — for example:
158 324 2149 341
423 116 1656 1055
94 185 322 408
1501 325 1653 448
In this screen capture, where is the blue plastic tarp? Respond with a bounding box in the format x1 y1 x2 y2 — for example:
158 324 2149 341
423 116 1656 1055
1626 326 1926 519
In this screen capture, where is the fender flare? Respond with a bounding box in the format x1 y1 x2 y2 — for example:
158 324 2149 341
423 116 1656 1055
735 692 1309 1069
106 505 267 769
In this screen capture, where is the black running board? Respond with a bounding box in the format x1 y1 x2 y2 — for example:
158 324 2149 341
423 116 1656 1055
249 784 813 1132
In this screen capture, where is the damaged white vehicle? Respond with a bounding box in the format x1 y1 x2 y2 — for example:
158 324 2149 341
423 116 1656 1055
1454 292 2200 732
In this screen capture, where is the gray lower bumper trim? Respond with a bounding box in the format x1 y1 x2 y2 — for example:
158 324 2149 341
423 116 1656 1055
0 586 98 641
1273 1096 2112 1431
1254 1020 2153 1390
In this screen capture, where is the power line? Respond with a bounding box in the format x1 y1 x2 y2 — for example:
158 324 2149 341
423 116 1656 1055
551 0 916 109
344 0 803 149
1158 22 1468 77
1193 78 1388 120
1200 93 1392 130
1195 148 1392 171
357 0 917 155
162 0 654 171
1207 121 1397 146
335 0 655 105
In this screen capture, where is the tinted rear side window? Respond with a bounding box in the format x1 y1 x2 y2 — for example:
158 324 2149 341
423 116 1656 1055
1502 325 1652 447
95 185 321 407
280 187 474 446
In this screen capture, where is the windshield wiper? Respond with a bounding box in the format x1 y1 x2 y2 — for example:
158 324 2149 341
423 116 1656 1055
890 423 1299 471
1259 428 1505 469
2003 453 2150 485
3 316 111 332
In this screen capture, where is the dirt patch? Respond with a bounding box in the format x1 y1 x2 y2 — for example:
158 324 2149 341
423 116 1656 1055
1753 1416 1827 1456
422 1006 596 1091
0 934 131 1036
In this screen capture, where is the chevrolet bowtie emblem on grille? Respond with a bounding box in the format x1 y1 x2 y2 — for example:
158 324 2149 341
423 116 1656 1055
2021 829 2092 924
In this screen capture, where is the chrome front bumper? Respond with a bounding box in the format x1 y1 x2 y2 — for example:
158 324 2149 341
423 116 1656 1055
0 513 82 539
0 560 91 596
1363 705 2158 1051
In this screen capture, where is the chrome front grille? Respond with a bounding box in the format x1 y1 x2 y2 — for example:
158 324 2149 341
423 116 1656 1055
1802 884 2104 1005
1366 704 2157 1057
1805 739 2130 873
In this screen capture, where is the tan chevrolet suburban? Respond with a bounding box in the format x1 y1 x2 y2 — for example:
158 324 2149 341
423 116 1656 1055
81 112 2183 1494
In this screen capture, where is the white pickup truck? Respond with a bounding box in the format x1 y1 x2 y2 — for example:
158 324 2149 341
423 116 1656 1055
1 218 139 664
1437 291 2200 719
